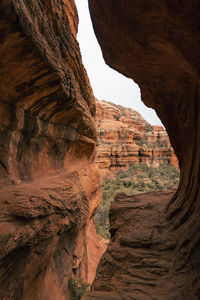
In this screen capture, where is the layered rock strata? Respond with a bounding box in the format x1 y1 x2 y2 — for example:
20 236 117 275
0 0 102 299
96 100 178 177
86 0 200 298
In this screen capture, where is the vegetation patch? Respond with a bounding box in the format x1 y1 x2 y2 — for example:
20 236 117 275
95 163 180 238
68 277 90 300
135 137 169 148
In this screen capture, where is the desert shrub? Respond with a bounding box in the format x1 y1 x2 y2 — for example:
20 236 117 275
68 278 90 300
145 124 154 132
135 137 168 148
123 180 132 187
157 140 168 148
139 163 149 172
95 187 114 238
117 169 126 178
126 162 138 176
135 138 148 146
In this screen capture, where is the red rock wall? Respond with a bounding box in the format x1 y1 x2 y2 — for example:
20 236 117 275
85 1 200 298
0 1 102 299
96 100 178 177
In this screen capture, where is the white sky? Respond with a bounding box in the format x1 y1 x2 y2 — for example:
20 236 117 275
75 0 162 126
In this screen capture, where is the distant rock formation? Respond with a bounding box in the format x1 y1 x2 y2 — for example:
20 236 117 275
96 100 178 177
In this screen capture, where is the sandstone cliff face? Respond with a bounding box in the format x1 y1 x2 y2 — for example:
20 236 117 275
0 1 102 299
86 1 200 299
96 100 178 177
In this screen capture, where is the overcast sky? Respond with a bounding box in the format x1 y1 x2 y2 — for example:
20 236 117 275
75 0 162 126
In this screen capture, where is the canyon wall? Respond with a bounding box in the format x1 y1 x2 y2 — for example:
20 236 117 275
84 1 200 299
0 1 103 299
96 100 178 177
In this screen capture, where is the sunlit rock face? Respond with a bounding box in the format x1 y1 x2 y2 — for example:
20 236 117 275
0 0 102 299
85 0 200 298
96 100 178 177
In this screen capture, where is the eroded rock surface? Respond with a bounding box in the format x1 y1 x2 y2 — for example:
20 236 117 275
96 100 178 177
87 0 200 298
83 191 196 300
0 0 102 299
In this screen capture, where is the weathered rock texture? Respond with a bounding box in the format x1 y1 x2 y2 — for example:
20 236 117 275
0 0 103 299
96 100 178 177
86 0 200 299
83 190 195 300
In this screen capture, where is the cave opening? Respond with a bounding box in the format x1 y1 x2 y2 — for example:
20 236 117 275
75 0 180 241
